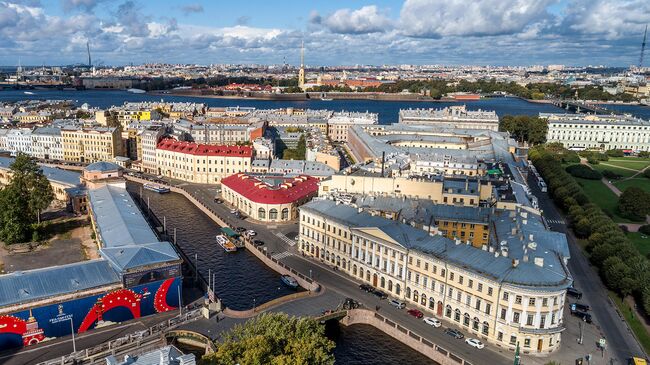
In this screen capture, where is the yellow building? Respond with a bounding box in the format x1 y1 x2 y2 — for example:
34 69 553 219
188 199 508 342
61 126 122 163
299 200 571 356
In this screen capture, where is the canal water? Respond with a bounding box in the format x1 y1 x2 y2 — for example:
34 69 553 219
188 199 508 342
126 183 296 310
327 322 439 365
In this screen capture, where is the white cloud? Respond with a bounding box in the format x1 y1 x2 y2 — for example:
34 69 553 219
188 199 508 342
561 0 650 40
399 0 554 37
317 5 392 34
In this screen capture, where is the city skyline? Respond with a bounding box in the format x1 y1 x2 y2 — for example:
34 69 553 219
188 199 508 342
0 0 649 67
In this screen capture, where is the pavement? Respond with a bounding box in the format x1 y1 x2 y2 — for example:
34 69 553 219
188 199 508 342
528 172 646 364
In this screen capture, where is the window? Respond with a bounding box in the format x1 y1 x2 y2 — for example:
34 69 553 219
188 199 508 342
515 295 522 305
475 299 481 311
524 338 531 348
513 312 520 323
488 287 493 296
526 314 534 326
459 276 463 285
281 208 289 220
485 303 491 315
450 272 454 281
540 316 546 329
502 292 509 301
269 209 278 220
497 332 503 342
500 308 506 320
258 208 266 219
510 335 517 345
529 298 535 306
468 279 473 288
542 298 548 307
477 283 482 292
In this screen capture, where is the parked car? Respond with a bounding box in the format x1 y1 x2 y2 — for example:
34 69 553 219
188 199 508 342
230 209 238 214
253 239 264 246
445 328 464 339
570 303 590 312
465 338 485 349
389 299 406 309
407 309 424 318
423 317 441 327
359 283 373 292
235 227 247 233
567 287 583 299
372 289 388 300
214 198 223 204
342 298 360 310
571 310 592 323
247 230 257 237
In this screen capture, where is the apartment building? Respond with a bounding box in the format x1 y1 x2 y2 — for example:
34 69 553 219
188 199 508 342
61 126 122 163
141 127 165 174
299 199 571 355
155 139 252 183
326 111 378 142
32 126 63 160
399 106 499 131
4 128 33 156
543 113 650 152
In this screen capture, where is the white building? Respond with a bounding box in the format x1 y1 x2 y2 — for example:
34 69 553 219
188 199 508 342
399 106 499 131
543 113 650 152
140 127 165 174
32 126 63 160
327 111 378 142
5 128 33 156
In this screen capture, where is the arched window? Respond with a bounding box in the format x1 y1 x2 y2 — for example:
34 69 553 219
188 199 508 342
353 265 357 276
406 287 411 299
429 297 435 309
366 270 370 281
395 284 401 296
258 208 266 219
454 309 461 322
413 290 419 303
388 280 393 292
463 313 470 326
269 209 278 220
445 305 452 318
281 208 289 220
380 277 386 288
473 317 480 331
482 321 489 335
421 294 426 306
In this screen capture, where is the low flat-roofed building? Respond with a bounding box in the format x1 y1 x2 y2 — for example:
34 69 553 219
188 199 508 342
221 173 319 222
269 159 336 180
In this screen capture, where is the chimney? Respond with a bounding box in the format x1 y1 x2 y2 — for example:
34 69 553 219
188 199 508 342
534 257 544 267
528 234 534 241
512 258 519 267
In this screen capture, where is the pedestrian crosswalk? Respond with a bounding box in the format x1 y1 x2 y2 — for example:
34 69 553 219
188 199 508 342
546 219 566 225
275 232 296 246
271 251 293 261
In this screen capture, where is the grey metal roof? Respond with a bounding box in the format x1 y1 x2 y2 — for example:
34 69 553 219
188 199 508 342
0 156 81 187
302 199 571 290
32 126 61 136
101 242 179 271
85 161 121 173
106 345 195 365
0 260 120 307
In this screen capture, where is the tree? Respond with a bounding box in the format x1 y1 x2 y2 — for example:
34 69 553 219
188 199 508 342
618 187 650 221
499 115 548 145
201 313 335 365
0 154 53 243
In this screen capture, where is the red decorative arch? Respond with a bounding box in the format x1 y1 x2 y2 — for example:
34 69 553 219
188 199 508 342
78 289 142 333
0 315 26 336
154 278 177 313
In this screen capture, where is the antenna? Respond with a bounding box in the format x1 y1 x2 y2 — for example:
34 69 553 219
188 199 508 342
87 41 92 67
640 24 648 68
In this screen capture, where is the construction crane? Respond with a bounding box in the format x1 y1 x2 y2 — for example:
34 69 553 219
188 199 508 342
640 24 647 68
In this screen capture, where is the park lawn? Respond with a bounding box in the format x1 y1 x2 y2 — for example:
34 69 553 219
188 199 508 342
603 159 650 170
627 232 650 257
608 292 650 356
614 178 650 194
591 163 638 178
574 177 643 223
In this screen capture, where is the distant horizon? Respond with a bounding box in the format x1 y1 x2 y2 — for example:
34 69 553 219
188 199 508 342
0 1 648 67
0 63 636 69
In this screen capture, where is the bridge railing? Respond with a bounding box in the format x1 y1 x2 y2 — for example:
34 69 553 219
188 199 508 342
35 308 203 365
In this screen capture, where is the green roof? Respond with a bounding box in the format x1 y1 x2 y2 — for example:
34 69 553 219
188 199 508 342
220 227 239 237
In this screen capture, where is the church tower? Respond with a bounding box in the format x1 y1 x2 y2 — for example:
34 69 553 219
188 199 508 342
298 41 305 91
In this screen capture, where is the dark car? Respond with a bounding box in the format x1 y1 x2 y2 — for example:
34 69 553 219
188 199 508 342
214 198 223 204
359 283 373 292
253 239 264 246
445 328 464 339
372 289 388 300
571 310 592 323
570 303 590 312
235 227 247 233
407 309 424 319
567 287 583 299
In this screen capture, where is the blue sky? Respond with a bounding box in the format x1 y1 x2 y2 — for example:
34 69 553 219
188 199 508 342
1 0 648 66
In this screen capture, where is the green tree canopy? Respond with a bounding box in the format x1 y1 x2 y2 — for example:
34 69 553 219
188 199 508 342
499 115 548 145
618 187 650 221
201 313 335 365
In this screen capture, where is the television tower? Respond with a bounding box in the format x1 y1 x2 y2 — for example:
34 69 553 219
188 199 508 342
640 25 647 68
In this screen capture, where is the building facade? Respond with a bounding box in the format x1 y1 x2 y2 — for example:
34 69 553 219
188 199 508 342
61 126 122 163
32 126 63 161
399 106 499 131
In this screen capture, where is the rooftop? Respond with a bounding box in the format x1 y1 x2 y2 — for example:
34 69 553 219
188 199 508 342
0 156 81 187
221 173 319 204
156 138 253 157
86 161 121 173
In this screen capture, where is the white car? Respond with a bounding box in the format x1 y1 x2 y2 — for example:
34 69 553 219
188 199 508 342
423 317 441 327
465 338 485 349
230 209 237 214
247 230 257 237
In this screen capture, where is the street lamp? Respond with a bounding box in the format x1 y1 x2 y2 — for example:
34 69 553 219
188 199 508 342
69 317 76 353
253 298 256 312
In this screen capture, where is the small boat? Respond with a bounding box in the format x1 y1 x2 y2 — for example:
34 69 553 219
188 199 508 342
281 275 299 289
143 183 170 193
320 98 333 101
23 91 35 95
216 234 237 252
127 88 146 94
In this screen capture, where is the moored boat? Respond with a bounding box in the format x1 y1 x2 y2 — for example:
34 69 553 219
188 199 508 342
216 234 237 252
281 274 299 289
143 183 170 193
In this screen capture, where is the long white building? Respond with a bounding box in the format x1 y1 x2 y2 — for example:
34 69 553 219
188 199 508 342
543 113 650 152
399 106 499 131
32 126 63 160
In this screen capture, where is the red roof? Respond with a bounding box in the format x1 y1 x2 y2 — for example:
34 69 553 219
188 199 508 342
221 173 319 204
157 139 253 157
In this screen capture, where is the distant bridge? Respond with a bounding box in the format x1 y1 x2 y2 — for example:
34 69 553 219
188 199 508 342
551 99 617 115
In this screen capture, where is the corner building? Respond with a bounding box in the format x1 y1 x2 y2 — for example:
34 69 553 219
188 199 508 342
298 199 571 356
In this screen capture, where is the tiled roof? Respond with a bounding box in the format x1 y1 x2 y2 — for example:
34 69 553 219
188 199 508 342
157 138 252 157
221 173 319 204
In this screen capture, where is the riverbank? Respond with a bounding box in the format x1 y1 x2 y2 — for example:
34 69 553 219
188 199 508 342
152 90 442 102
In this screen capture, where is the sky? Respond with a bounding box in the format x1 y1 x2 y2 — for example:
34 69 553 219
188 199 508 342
0 0 649 67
